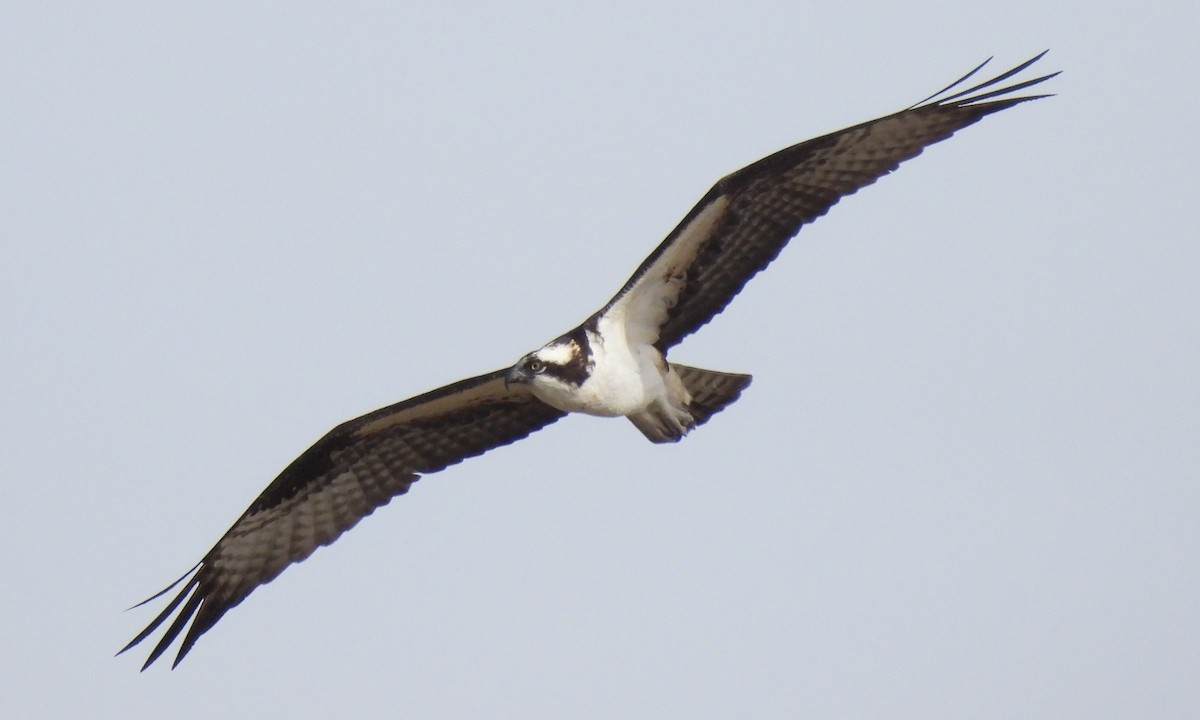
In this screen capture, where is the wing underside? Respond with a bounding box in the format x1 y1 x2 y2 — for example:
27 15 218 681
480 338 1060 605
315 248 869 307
122 52 1056 671
121 370 564 669
598 52 1057 351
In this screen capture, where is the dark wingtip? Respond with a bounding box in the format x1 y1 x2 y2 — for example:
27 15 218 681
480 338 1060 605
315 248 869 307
123 562 201 612
906 55 994 111
911 51 1058 111
119 564 204 669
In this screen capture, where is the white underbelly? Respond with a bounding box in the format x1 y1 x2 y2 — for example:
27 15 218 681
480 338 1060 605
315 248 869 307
573 353 661 416
536 338 666 417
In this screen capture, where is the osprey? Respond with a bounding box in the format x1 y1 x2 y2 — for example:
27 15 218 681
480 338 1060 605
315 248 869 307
122 53 1057 669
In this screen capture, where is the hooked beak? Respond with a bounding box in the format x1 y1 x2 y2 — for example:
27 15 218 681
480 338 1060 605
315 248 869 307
504 364 527 390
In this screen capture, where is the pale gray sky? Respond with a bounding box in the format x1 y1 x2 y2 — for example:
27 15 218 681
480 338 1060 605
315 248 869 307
3 2 1197 718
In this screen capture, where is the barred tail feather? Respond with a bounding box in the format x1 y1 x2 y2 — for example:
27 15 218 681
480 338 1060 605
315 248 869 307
673 364 753 427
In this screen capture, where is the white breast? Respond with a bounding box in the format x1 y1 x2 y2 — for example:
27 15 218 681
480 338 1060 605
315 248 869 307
531 315 669 418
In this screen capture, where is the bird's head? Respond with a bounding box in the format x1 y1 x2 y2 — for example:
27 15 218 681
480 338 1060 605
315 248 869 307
504 330 593 397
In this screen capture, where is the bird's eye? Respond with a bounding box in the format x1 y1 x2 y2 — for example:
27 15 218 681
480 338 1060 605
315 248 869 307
526 359 545 374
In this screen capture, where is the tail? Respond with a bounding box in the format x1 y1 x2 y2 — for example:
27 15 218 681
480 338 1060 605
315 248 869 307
674 364 753 426
627 364 752 443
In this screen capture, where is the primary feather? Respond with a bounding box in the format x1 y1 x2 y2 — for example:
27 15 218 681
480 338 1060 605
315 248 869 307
122 53 1056 669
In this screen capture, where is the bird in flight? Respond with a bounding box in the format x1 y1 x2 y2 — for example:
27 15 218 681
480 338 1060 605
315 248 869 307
122 53 1057 669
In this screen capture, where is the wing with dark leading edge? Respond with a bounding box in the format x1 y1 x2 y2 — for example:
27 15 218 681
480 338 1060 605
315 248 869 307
120 370 565 670
599 52 1058 351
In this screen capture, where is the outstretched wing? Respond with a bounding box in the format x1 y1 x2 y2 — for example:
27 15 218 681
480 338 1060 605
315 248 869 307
599 52 1058 350
121 370 565 669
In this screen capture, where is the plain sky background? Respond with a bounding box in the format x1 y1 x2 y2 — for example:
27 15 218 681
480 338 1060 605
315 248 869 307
3 2 1197 718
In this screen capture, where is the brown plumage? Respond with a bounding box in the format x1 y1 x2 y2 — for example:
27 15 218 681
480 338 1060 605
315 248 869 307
121 372 564 669
122 53 1055 670
600 52 1057 351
